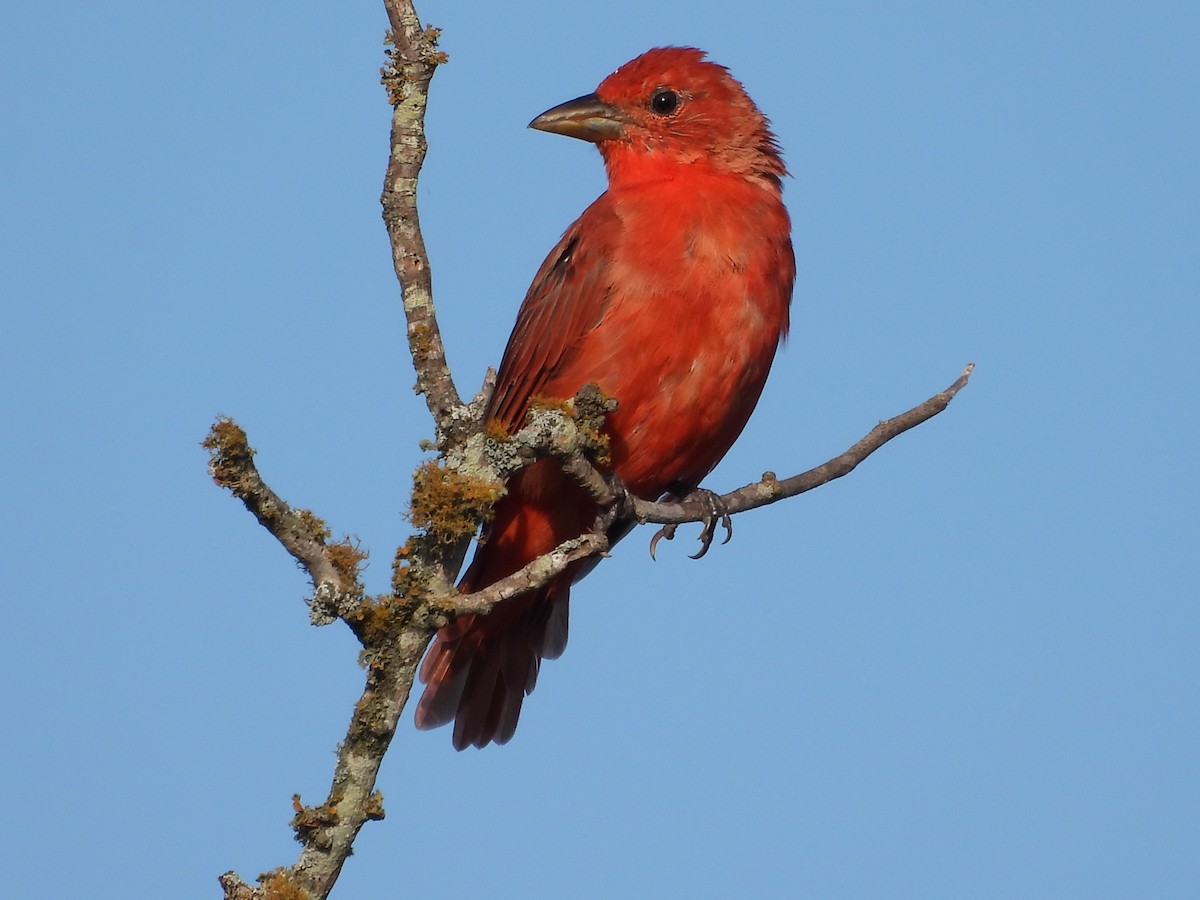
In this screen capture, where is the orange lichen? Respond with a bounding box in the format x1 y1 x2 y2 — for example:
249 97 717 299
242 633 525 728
484 418 511 443
408 460 502 545
293 509 331 541
364 790 386 821
202 417 255 490
260 871 311 900
527 393 573 415
569 383 616 462
348 593 406 649
291 796 339 846
527 384 615 463
407 322 435 367
326 538 368 585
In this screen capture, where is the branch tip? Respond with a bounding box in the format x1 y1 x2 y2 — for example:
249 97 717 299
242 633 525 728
211 0 975 892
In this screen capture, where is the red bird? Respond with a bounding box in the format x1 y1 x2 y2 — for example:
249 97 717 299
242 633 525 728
415 47 795 749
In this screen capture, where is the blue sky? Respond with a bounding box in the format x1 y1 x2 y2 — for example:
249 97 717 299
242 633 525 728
3 1 1197 897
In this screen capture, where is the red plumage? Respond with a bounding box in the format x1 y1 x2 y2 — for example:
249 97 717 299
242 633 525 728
415 47 795 749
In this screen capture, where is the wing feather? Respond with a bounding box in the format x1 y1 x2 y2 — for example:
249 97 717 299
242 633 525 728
487 198 618 433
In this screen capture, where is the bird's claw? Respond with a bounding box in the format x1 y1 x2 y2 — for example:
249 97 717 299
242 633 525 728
647 489 732 561
649 524 677 561
688 489 733 559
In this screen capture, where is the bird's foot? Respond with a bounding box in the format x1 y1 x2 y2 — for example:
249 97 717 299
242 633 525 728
649 488 732 561
597 471 632 531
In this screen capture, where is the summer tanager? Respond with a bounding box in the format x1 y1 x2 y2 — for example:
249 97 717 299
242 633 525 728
415 47 795 749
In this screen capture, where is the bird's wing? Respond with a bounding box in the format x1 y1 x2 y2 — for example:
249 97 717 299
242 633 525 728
487 199 618 433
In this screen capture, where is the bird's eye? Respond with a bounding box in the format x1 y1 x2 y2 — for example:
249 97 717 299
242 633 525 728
649 89 681 116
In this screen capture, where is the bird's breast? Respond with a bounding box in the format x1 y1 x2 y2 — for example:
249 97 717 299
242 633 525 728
545 176 794 495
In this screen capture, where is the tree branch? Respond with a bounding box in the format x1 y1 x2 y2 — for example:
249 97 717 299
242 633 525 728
210 2 974 895
379 1 463 448
447 533 611 616
216 7 454 899
202 419 366 622
629 364 975 530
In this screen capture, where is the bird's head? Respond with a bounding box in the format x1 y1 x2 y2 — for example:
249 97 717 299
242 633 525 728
529 47 786 189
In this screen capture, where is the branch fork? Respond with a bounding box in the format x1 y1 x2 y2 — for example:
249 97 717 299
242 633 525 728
212 3 973 896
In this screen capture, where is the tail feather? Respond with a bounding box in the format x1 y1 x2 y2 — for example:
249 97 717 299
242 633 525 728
538 594 570 660
416 581 570 749
414 459 591 749
414 616 476 731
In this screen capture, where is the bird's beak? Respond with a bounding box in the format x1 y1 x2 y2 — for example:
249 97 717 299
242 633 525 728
528 93 628 143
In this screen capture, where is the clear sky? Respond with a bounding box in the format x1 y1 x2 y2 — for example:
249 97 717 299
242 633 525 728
3 1 1197 897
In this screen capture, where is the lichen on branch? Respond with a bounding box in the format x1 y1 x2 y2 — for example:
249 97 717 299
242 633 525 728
408 460 505 545
213 1 973 895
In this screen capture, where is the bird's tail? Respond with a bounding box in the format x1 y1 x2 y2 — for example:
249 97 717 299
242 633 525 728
414 571 570 750
414 460 587 749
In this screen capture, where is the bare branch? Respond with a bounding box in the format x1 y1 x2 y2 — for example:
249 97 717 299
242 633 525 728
444 533 611 616
215 4 455 897
210 0 974 891
380 1 463 446
424 365 978 615
202 418 366 621
631 364 976 529
285 621 426 899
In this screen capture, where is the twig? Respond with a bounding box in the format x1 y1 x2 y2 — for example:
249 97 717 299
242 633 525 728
217 7 451 900
630 364 976 529
446 533 611 615
380 0 461 446
210 0 974 892
202 419 364 616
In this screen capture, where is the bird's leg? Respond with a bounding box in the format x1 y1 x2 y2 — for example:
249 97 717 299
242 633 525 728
595 470 632 532
685 488 733 559
649 487 733 560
